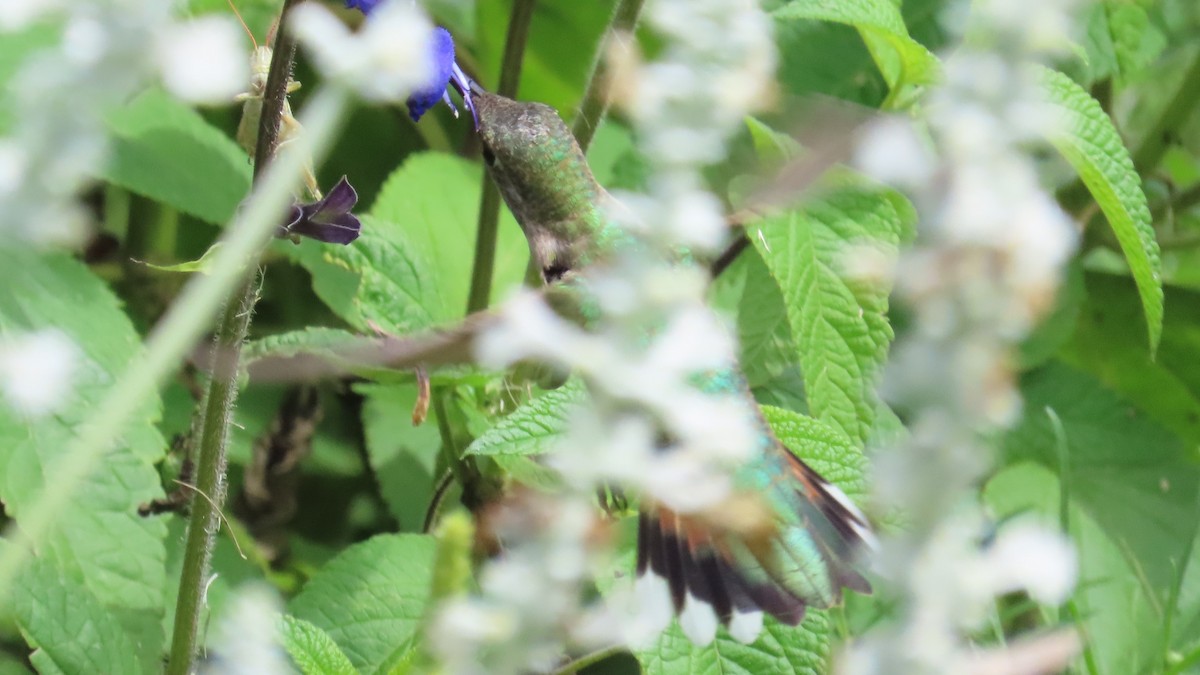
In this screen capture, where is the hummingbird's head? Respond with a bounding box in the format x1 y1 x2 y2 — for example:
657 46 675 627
472 91 600 228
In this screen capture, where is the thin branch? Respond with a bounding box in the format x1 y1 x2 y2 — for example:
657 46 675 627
466 0 538 313
166 2 301 672
570 0 645 153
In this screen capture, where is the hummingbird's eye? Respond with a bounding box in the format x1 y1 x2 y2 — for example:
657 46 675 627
482 146 496 167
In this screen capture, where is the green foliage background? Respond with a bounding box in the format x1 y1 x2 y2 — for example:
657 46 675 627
1 0 1199 673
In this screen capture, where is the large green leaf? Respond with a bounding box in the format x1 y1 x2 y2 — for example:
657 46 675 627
356 382 443 532
1062 273 1200 446
465 380 585 457
0 251 168 670
7 550 144 675
295 152 528 333
289 534 437 675
1002 364 1199 600
1038 66 1162 352
751 184 906 447
760 406 866 499
773 0 940 107
104 88 252 225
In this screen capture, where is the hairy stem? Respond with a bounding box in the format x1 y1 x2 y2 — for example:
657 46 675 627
570 0 645 153
165 2 302 671
466 0 537 313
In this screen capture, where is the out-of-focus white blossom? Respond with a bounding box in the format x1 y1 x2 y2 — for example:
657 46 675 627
292 1 433 102
854 118 936 189
156 17 249 104
0 0 61 31
845 0 1082 672
201 584 291 675
0 0 175 245
0 329 78 417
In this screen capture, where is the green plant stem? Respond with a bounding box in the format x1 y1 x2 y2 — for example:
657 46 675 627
1132 49 1200 174
570 0 645 153
0 33 349 644
103 184 131 241
165 3 303 672
465 0 537 313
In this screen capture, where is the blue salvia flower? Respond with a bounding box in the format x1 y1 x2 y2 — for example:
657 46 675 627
345 1 477 124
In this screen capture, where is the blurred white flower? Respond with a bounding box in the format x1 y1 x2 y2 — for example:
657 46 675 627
0 0 61 31
156 17 249 104
0 329 78 417
986 522 1077 605
291 1 433 102
202 584 290 675
854 118 936 189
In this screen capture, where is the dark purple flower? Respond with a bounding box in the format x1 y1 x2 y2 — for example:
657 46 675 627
279 177 362 245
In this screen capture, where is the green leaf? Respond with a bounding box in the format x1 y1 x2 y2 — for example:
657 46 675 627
8 551 144 675
0 22 58 134
760 405 866 499
295 153 527 333
1105 2 1166 80
1061 272 1200 446
751 183 907 446
1002 363 1199 598
745 117 803 165
0 251 168 670
142 241 224 274
736 248 806 411
465 380 586 457
773 0 940 107
280 615 358 675
356 382 443 531
639 614 831 675
289 534 437 675
1038 66 1162 352
104 88 252 225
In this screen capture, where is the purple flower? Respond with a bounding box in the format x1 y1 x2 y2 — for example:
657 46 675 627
344 2 477 124
406 27 456 122
279 177 362 245
344 0 382 13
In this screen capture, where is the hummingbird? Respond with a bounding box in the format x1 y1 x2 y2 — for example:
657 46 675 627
469 88 875 645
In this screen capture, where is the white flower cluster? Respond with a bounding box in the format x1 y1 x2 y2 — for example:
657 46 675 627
433 0 778 669
201 584 293 675
0 2 250 246
846 0 1082 672
430 495 624 674
291 1 436 103
0 328 78 417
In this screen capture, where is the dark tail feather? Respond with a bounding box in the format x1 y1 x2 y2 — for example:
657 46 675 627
635 448 874 644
